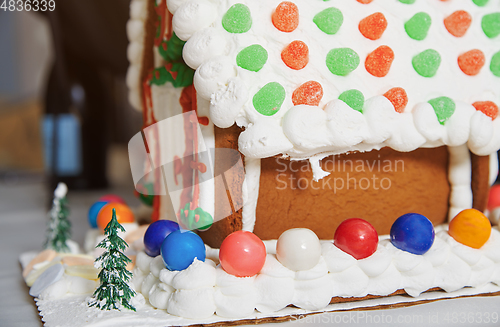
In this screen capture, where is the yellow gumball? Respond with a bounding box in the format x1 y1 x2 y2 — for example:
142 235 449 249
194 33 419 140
449 209 491 249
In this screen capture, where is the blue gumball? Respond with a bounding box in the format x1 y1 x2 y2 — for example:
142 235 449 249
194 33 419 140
144 220 180 257
88 201 108 229
390 213 435 255
161 230 206 271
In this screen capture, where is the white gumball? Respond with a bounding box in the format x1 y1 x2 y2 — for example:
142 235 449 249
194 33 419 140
276 228 322 271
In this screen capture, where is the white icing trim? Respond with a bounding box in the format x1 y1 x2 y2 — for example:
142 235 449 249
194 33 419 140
448 145 473 222
241 158 261 232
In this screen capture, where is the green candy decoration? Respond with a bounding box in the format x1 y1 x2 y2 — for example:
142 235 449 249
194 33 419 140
222 4 252 34
313 7 343 35
253 82 286 116
338 90 365 113
412 49 441 77
473 0 489 7
405 12 432 40
482 13 500 38
150 63 195 88
158 33 185 63
237 45 268 72
428 97 456 125
326 48 360 76
399 0 416 4
491 51 500 77
179 203 213 231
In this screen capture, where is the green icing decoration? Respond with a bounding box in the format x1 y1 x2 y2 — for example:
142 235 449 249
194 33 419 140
150 63 195 88
405 12 431 40
338 90 365 113
313 7 343 35
236 44 268 72
473 0 489 6
179 203 213 231
491 51 500 77
222 4 252 34
253 82 286 116
482 13 500 38
158 33 185 63
399 0 416 4
412 49 441 77
428 97 456 125
326 48 360 76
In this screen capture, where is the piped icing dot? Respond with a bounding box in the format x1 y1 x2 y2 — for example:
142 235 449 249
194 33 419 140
292 81 324 106
253 82 286 116
491 51 500 77
222 4 252 34
472 101 499 120
428 96 455 125
383 87 408 113
398 0 416 4
482 13 500 38
412 49 441 77
237 45 268 72
356 0 374 3
281 41 309 70
473 0 489 6
313 7 343 35
326 48 360 76
458 49 485 76
272 1 299 33
444 10 472 37
405 12 432 40
338 89 365 113
365 45 394 77
359 12 387 40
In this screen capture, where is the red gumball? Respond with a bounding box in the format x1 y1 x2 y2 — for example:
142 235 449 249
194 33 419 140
334 218 378 260
487 185 500 212
219 231 266 277
99 194 126 205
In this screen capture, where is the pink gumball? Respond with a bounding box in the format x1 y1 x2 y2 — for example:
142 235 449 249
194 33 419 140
487 185 500 212
99 194 126 205
219 231 266 277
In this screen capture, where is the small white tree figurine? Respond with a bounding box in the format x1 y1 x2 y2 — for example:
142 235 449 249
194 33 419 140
44 182 71 253
89 208 136 311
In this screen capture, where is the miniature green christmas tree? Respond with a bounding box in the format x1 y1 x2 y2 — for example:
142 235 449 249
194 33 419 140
88 208 136 311
44 182 71 253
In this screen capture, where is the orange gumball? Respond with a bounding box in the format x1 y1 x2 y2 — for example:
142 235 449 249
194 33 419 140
97 203 135 230
449 209 491 249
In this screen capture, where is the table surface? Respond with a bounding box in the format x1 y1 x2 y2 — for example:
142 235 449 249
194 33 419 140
1 180 499 327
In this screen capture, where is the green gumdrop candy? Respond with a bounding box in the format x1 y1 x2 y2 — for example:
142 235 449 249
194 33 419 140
412 49 441 77
223 4 252 34
482 13 500 38
399 0 416 4
253 82 286 116
428 97 456 125
338 89 365 113
473 0 489 7
405 12 431 40
326 48 360 76
491 51 500 77
237 45 268 72
313 7 343 35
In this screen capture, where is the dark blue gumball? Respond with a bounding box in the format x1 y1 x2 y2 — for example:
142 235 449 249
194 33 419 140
390 213 435 255
161 230 205 271
144 220 180 257
88 201 108 229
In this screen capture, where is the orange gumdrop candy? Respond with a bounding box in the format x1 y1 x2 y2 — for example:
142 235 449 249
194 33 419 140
292 81 324 106
448 209 491 249
272 1 299 33
359 12 387 40
458 49 485 76
281 40 309 70
473 101 499 120
357 0 374 3
444 10 472 37
365 45 394 77
97 203 135 231
383 87 408 113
